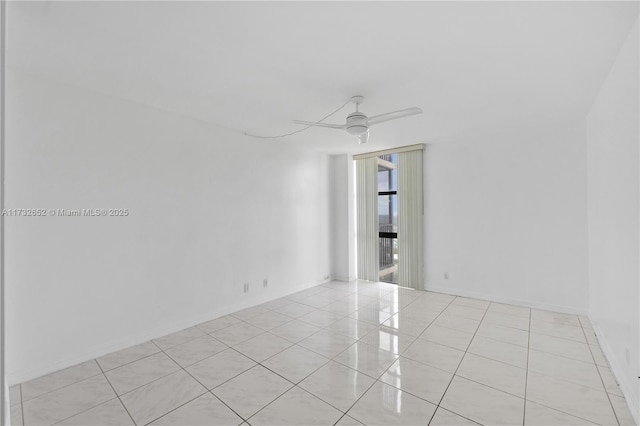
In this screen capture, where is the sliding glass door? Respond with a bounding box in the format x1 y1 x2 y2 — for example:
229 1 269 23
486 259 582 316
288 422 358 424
378 154 398 284
356 145 423 289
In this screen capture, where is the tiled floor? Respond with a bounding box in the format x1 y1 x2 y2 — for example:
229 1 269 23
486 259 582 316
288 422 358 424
9 280 637 426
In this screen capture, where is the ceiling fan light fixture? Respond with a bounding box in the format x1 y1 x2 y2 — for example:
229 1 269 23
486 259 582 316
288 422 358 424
346 124 368 136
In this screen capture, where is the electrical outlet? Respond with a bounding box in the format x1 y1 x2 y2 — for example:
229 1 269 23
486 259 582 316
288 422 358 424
324 275 330 281
243 283 249 293
444 272 449 280
263 279 268 288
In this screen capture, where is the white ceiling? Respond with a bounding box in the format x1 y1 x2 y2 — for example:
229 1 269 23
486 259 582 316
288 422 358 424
8 1 639 154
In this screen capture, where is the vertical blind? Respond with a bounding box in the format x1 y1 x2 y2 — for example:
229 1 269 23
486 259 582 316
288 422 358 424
397 149 424 289
355 157 379 281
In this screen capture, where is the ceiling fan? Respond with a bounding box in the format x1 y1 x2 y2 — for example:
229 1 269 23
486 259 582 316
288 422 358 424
293 96 422 144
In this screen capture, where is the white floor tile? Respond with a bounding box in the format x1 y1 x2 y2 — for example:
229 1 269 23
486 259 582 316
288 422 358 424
196 315 241 334
10 404 23 426
120 370 206 425
440 376 524 425
451 297 490 310
164 335 228 367
379 356 453 405
299 309 345 328
381 314 429 337
524 400 597 425
326 317 379 340
269 319 322 343
429 407 479 425
231 305 271 321
467 335 528 368
402 339 465 373
335 414 365 425
358 327 416 354
23 375 116 426
321 300 360 316
9 385 20 406
57 398 134 426
232 332 292 362
150 392 243 426
456 353 527 397
590 344 609 367
262 345 329 383
334 342 399 378
487 302 530 318
584 328 600 345
528 349 604 391
210 322 264 346
476 322 529 347
442 304 486 321
419 324 474 351
152 327 207 350
347 381 437 426
610 394 637 426
482 310 530 331
530 320 586 343
276 301 318 318
298 294 337 309
96 341 161 372
528 332 593 363
598 365 624 397
186 348 256 389
349 306 393 325
531 309 581 328
299 361 375 411
244 311 294 331
526 371 617 425
21 360 102 402
431 314 480 334
213 365 293 418
105 352 180 395
298 329 357 358
248 386 343 426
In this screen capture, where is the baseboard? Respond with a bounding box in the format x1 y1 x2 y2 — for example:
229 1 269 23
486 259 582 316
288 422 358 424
424 285 589 316
590 319 639 424
7 277 330 385
332 275 356 282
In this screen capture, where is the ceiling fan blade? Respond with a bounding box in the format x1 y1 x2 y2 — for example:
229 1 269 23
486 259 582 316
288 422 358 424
358 129 370 145
293 120 346 130
366 107 423 126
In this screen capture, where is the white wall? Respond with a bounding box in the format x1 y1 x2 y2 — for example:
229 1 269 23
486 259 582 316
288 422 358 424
5 71 331 384
424 121 589 313
586 18 639 421
329 154 356 282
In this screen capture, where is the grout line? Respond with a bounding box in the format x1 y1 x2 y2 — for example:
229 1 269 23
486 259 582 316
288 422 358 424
95 362 138 426
427 296 491 425
580 320 622 425
48 395 125 426
146 347 249 425
98 349 163 374
522 307 532 426
19 385 24 426
19 370 105 405
142 392 208 426
524 400 603 426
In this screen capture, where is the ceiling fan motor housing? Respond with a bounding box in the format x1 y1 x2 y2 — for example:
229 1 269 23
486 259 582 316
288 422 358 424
346 112 368 135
